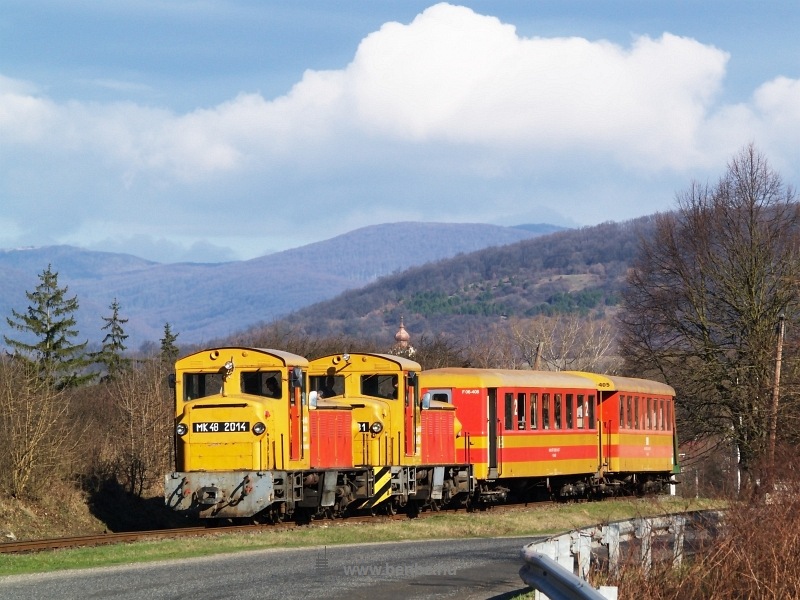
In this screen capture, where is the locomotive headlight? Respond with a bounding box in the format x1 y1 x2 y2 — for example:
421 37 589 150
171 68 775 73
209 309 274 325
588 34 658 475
253 422 266 435
176 423 188 436
370 421 383 434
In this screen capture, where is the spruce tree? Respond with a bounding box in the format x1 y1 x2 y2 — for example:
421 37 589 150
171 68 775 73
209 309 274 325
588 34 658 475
4 264 92 388
160 322 180 368
94 298 131 382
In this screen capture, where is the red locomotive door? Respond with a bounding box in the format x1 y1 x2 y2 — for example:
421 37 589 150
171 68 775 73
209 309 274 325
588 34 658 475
289 373 303 461
404 377 417 456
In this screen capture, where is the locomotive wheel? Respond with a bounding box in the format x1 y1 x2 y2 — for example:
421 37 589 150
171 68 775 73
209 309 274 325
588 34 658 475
270 510 286 524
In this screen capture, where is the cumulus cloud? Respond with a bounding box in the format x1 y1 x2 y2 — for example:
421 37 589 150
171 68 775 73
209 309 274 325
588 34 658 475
344 5 731 171
1 3 799 261
0 77 57 144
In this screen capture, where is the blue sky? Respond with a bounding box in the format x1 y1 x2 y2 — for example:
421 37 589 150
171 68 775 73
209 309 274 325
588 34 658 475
1 1 799 263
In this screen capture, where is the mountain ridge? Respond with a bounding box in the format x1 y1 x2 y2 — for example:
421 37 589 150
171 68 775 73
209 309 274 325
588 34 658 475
0 222 563 350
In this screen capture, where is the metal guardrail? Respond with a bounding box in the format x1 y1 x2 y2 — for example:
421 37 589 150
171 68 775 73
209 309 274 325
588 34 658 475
519 552 611 600
519 510 725 599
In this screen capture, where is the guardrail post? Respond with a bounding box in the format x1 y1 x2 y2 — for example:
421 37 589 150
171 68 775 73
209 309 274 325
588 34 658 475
602 523 621 577
557 533 573 571
671 515 685 568
635 518 652 576
518 550 612 600
571 530 593 580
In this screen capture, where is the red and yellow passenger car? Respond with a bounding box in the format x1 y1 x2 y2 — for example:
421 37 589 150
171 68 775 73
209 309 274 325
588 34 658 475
420 368 679 501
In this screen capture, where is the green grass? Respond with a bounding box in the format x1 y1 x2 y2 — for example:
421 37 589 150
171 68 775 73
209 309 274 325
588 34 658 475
0 497 721 577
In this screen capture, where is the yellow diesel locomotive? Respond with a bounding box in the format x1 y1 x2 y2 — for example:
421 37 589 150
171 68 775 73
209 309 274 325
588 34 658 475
165 347 361 521
308 352 471 514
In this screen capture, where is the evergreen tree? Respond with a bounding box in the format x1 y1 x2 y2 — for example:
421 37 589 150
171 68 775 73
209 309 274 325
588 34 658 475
94 298 131 382
159 322 180 368
4 264 92 388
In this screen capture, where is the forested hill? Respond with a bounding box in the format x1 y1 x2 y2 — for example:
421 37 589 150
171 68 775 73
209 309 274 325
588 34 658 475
279 217 656 343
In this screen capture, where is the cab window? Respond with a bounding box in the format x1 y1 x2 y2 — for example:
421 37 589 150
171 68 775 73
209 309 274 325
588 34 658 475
241 370 282 398
183 373 224 401
310 374 344 399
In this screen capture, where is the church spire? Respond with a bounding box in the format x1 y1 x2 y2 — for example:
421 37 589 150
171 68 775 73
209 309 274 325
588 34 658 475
394 316 410 349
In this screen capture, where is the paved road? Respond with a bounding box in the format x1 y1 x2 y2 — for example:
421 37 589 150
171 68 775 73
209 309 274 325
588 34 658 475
0 536 540 600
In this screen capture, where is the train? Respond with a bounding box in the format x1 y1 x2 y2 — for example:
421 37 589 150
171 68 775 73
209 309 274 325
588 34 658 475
164 347 680 521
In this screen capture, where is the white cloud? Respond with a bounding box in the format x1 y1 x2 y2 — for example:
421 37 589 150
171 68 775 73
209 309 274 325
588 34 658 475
0 79 57 144
344 4 730 171
750 77 800 167
0 3 737 177
82 78 154 93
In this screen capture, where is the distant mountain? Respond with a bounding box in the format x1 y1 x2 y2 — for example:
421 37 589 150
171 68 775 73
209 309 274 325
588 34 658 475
510 223 568 235
0 222 562 350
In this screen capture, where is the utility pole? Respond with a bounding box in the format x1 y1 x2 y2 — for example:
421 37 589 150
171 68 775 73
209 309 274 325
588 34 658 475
767 313 785 493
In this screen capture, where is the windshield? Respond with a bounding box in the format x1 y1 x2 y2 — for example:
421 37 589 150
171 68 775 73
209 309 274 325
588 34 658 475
183 373 224 401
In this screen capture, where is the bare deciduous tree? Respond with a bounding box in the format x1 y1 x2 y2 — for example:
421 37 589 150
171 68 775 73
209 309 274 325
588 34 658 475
508 314 618 372
0 356 81 497
409 333 466 369
110 359 174 497
619 144 800 478
461 322 525 369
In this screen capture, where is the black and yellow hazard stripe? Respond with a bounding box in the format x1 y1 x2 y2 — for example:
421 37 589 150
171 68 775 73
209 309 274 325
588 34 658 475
359 466 392 509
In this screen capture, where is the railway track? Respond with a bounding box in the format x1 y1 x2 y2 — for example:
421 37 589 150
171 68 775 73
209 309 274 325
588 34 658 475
0 526 236 555
0 501 537 555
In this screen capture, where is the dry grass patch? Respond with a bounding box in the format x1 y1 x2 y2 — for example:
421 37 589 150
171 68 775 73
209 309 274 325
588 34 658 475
595 496 800 599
